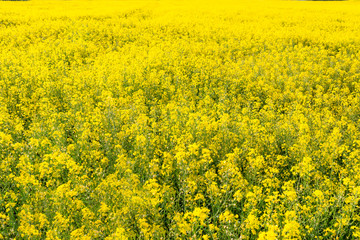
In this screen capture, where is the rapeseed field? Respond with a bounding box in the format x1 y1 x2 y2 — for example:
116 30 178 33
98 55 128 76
1 0 360 239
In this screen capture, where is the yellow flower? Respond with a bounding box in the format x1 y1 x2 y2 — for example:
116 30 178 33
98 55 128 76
99 202 110 214
219 210 237 223
313 190 324 200
245 211 260 234
192 207 210 226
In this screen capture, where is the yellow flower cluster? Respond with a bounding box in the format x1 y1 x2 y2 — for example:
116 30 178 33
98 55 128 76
1 0 360 239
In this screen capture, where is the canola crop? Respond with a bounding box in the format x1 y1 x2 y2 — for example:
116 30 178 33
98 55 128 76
1 0 360 239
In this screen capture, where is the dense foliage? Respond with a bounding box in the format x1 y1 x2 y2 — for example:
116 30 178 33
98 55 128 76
1 0 360 239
